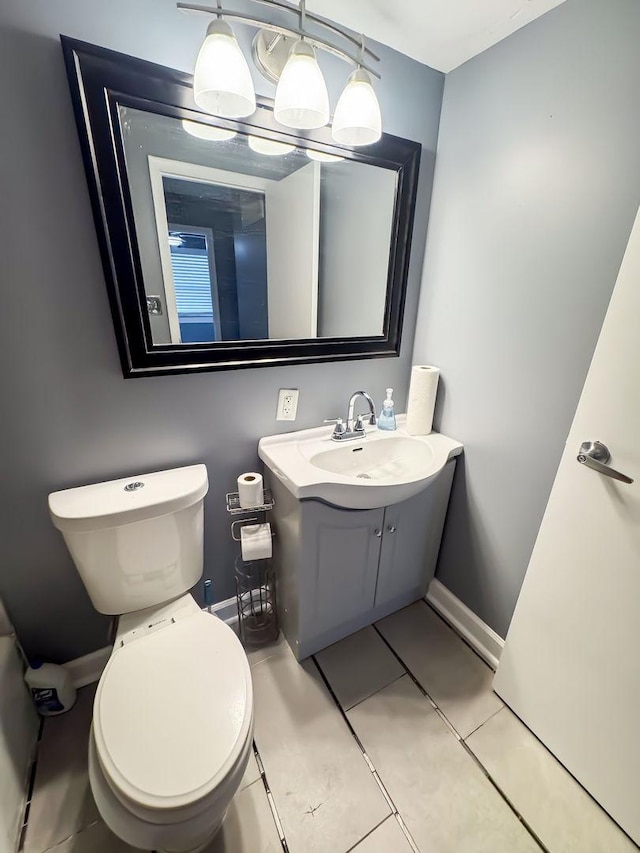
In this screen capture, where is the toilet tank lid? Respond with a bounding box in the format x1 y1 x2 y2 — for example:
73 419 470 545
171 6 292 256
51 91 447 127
48 464 208 533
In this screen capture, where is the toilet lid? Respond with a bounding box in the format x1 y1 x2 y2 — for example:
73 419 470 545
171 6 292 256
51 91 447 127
93 611 252 813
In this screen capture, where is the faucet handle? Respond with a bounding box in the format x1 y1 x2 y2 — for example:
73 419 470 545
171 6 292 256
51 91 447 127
324 418 346 436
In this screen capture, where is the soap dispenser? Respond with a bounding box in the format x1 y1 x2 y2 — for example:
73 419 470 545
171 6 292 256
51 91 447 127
378 388 397 431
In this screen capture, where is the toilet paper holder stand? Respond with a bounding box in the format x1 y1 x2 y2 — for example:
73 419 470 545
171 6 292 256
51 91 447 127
226 487 275 541
226 485 278 647
225 488 274 515
230 518 276 542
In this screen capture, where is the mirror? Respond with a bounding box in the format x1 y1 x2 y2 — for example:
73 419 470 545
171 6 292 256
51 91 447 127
62 37 421 376
120 107 398 345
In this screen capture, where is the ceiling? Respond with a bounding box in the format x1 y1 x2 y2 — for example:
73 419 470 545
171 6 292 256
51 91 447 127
306 0 568 73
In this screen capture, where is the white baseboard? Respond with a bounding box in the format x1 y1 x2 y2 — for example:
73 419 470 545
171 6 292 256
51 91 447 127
426 578 504 670
65 586 502 683
63 646 112 689
210 595 238 626
63 596 239 688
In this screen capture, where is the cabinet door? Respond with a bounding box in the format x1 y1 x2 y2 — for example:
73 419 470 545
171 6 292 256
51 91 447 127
375 462 455 608
301 502 384 637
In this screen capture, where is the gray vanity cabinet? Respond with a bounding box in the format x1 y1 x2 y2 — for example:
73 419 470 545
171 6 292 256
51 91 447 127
266 458 456 660
302 503 383 641
375 478 452 610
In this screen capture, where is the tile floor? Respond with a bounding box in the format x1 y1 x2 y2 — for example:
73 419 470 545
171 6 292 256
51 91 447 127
21 601 637 853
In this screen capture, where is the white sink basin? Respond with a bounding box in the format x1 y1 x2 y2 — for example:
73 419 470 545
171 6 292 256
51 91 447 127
258 416 463 509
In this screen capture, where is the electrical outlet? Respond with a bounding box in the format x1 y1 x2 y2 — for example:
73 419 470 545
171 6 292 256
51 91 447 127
277 388 299 421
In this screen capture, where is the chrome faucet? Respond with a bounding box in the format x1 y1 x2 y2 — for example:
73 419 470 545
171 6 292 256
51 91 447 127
326 391 377 441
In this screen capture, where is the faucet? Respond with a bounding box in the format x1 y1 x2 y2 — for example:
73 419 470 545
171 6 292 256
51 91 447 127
326 391 377 441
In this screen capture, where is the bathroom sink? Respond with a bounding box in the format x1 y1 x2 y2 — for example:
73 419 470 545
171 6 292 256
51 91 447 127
258 417 463 509
310 435 433 478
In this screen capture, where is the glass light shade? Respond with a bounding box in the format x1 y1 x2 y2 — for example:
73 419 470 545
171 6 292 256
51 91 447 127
306 149 344 163
193 20 256 118
274 40 330 130
181 119 236 142
331 68 382 147
248 136 296 156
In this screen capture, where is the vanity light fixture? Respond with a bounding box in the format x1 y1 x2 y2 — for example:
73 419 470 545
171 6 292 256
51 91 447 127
274 39 329 130
193 18 256 118
247 135 296 156
332 67 382 146
181 119 237 141
179 0 383 146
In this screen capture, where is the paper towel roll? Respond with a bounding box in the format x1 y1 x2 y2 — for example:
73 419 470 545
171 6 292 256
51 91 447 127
406 365 440 435
240 523 272 560
237 472 263 508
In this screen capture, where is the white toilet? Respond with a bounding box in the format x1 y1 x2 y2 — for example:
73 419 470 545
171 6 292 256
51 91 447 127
48 464 254 853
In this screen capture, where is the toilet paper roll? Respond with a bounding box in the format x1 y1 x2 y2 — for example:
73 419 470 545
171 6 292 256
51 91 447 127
237 472 263 508
240 523 272 561
406 365 440 435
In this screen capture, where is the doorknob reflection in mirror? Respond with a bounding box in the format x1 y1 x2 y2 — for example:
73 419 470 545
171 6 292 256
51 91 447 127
146 296 163 316
576 441 634 484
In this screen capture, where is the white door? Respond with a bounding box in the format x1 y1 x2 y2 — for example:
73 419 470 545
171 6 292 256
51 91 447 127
494 208 640 843
265 161 320 339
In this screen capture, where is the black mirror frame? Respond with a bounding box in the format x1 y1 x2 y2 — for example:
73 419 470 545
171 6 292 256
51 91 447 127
61 36 421 377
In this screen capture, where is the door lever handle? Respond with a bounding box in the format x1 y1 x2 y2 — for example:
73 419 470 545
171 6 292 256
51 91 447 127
577 441 634 484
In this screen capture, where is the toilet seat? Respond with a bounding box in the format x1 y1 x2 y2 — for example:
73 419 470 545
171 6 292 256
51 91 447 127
89 722 254 851
93 610 252 821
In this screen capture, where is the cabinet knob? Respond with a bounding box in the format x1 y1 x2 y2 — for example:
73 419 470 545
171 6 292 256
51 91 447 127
374 528 382 538
387 525 397 533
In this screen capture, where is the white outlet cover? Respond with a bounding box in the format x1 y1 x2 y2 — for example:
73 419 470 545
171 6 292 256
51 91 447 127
277 389 299 421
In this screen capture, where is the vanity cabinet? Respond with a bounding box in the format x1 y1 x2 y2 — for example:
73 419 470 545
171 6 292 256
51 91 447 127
303 503 382 640
266 459 456 660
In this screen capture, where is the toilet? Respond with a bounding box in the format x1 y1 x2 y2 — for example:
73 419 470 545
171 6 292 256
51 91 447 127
48 464 253 853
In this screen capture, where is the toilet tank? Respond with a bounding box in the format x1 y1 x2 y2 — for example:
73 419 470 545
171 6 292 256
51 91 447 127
48 465 209 615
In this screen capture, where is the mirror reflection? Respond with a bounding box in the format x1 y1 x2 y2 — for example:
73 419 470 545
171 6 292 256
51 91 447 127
119 107 397 345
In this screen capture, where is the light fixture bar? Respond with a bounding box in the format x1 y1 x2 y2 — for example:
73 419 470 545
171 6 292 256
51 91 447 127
179 0 380 61
177 1 381 78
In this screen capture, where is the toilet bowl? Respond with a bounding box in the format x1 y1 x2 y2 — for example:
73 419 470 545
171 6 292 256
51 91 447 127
48 465 254 852
89 595 253 852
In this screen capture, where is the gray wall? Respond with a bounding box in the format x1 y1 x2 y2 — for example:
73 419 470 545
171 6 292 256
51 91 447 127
414 0 640 638
0 0 443 661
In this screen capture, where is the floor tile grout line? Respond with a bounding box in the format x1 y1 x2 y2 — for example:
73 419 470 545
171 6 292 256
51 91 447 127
464 712 639 852
343 817 390 853
311 655 421 853
464 704 505 740
395 812 421 853
372 624 464 740
372 624 550 853
252 740 290 853
36 820 102 853
266 791 288 851
343 670 408 714
18 718 45 852
368 762 397 813
17 822 29 853
456 738 550 853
